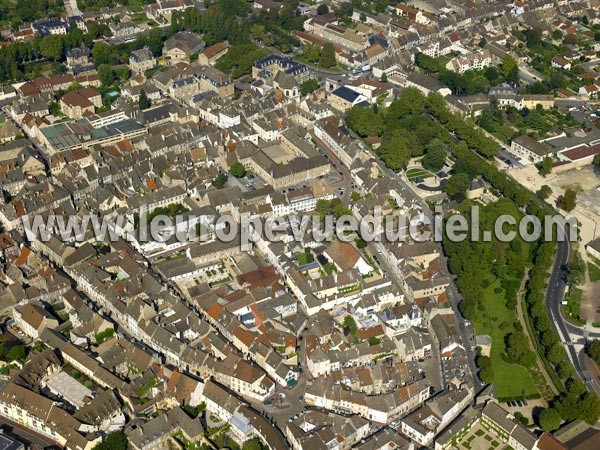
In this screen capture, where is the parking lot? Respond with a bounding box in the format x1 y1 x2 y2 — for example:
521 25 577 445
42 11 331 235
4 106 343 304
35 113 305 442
510 164 600 244
502 398 547 425
496 147 525 169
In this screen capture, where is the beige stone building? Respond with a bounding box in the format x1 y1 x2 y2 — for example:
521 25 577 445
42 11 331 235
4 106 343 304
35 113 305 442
59 88 102 119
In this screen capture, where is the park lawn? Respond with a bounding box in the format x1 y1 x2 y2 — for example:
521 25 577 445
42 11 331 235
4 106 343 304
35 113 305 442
588 261 600 283
472 280 538 399
565 288 584 324
406 168 433 181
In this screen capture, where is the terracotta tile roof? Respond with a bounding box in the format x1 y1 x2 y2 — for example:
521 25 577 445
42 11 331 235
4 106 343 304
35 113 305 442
15 246 31 266
202 42 228 59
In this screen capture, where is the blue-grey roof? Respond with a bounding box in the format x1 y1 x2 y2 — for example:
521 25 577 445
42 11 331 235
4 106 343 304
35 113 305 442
332 86 360 103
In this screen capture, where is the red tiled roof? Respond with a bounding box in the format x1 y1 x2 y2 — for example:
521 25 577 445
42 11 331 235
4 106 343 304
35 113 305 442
561 144 600 162
202 42 228 59
15 247 31 266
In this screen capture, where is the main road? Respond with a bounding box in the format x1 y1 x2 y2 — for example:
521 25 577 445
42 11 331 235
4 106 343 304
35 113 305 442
545 227 600 395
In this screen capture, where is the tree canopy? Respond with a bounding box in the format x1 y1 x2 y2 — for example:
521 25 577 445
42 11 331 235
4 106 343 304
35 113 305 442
539 408 561 432
92 431 127 450
421 139 447 172
587 340 600 365
444 172 471 198
345 106 384 137
229 162 246 178
558 189 577 212
212 172 228 189
320 42 336 68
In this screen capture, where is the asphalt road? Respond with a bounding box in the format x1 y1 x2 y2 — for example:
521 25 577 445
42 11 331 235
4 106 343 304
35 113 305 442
518 64 543 84
545 230 600 395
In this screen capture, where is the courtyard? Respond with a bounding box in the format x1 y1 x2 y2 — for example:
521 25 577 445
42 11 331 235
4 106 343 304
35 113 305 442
453 423 508 450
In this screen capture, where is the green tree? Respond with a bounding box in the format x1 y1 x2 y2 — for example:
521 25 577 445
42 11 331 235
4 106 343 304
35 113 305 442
368 336 381 346
331 198 351 218
346 106 384 136
49 101 62 116
547 343 567 365
242 438 267 450
377 132 412 171
320 42 336 68
92 41 111 66
539 408 561 432
563 34 578 46
525 28 542 47
215 43 268 78
355 237 367 249
483 66 499 83
388 87 425 118
421 139 447 172
97 64 114 87
39 35 63 61
501 55 519 83
541 330 560 349
300 78 319 96
316 4 329 15
587 339 600 365
145 28 164 56
553 30 563 40
229 162 246 178
519 351 537 368
558 188 577 211
593 153 600 168
315 199 332 217
540 185 552 199
212 172 228 188
444 172 471 197
476 355 494 383
557 360 575 379
415 53 443 73
343 316 358 336
139 89 151 110
579 393 600 424
250 24 268 42
302 43 321 64
506 331 529 362
6 345 26 362
514 412 528 426
538 157 553 176
567 258 586 285
93 430 127 450
380 72 387 82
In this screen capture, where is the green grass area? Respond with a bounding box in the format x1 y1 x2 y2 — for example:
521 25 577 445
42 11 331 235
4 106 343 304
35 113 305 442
320 262 336 276
297 251 315 266
94 328 115 345
472 280 538 398
588 259 600 282
406 168 434 181
293 53 342 72
564 288 584 325
145 203 189 224
479 105 579 142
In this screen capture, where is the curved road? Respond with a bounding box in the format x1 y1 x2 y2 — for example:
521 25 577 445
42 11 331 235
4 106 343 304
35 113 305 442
546 231 600 395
